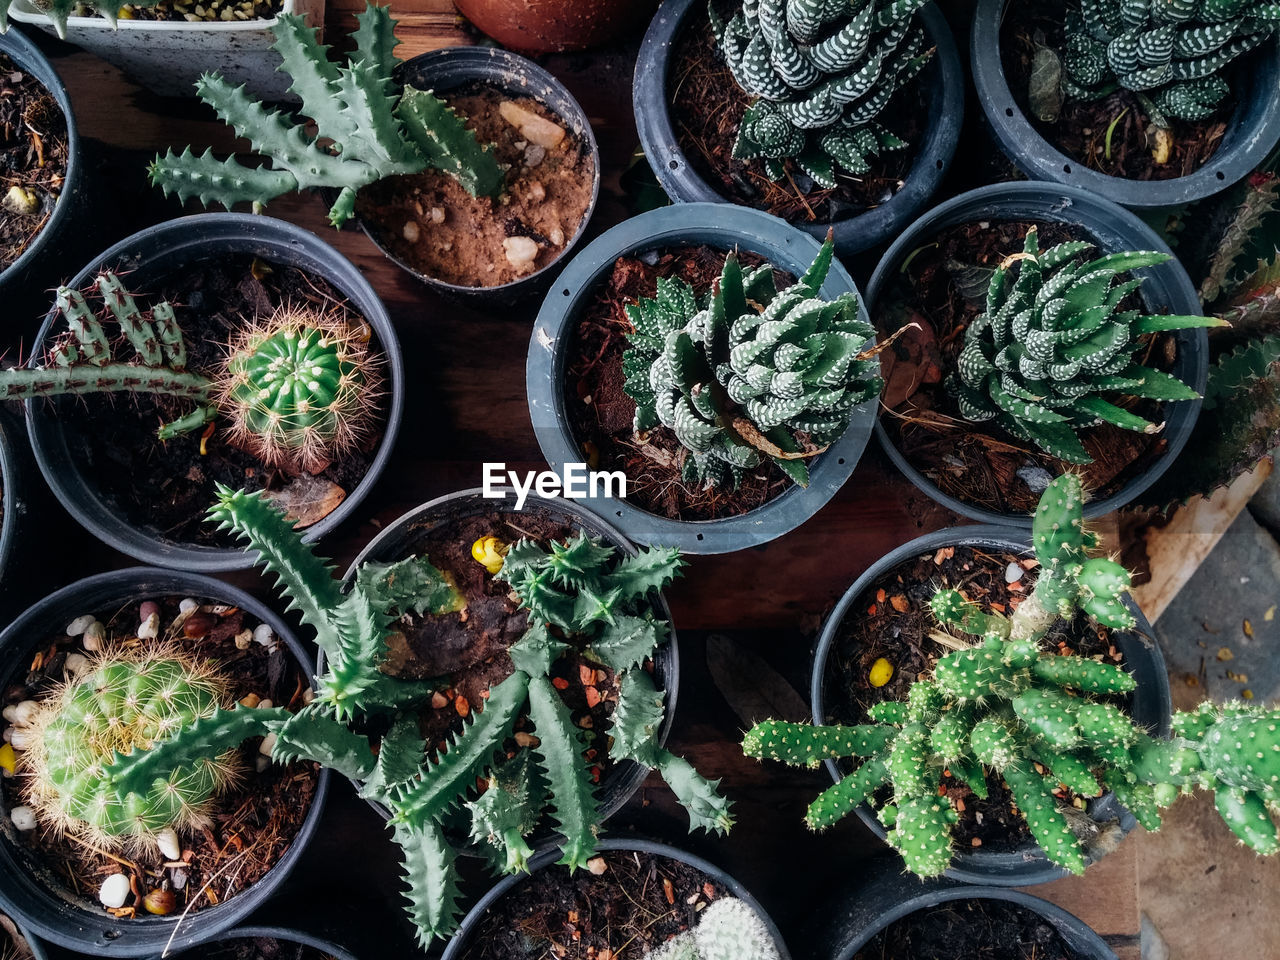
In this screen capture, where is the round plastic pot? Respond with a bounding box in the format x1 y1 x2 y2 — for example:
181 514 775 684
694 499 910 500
23 213 404 573
454 0 656 53
971 0 1280 209
528 202 877 554
160 925 357 960
810 525 1172 887
633 0 963 257
0 568 331 957
354 47 600 306
440 837 790 960
866 181 1208 526
0 26 87 310
331 489 678 840
0 406 30 622
815 863 1116 960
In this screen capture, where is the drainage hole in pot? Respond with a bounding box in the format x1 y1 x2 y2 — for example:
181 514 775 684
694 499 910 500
563 288 571 296
696 533 704 540
1063 163 1072 173
1216 171 1226 180
669 159 679 170
838 458 845 465
1005 107 1014 117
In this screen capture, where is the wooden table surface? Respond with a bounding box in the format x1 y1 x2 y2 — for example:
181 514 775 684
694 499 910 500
10 2 1140 957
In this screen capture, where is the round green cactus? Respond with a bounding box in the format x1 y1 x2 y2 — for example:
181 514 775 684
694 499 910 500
21 649 235 845
215 310 382 472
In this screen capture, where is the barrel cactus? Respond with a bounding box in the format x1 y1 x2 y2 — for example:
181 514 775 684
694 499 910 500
1062 0 1280 121
742 474 1280 876
623 236 881 489
644 898 782 960
710 0 934 187
948 226 1222 464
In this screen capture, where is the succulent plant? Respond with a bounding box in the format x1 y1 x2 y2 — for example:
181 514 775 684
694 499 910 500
948 226 1222 464
0 273 382 474
743 474 1280 876
0 0 160 37
1061 0 1280 122
623 236 881 489
149 3 504 228
644 898 782 960
710 0 934 187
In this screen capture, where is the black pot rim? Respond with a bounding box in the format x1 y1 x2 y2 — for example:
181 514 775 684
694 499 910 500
355 45 601 302
527 202 876 554
0 567 331 956
825 870 1118 960
632 0 964 255
971 0 1280 208
0 410 22 592
439 836 792 960
865 181 1208 526
331 488 680 838
165 925 358 960
23 212 405 572
0 26 83 290
809 524 1172 887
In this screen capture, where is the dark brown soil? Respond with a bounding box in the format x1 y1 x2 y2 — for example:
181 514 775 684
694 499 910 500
565 245 813 521
357 83 594 288
458 849 730 960
88 0 282 23
50 255 385 547
1001 0 1230 180
164 935 336 960
853 897 1081 960
876 218 1177 516
0 54 68 272
822 544 1128 851
371 507 670 795
1 595 319 920
669 3 926 225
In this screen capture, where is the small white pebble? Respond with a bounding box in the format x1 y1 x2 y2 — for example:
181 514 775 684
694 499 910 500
301 687 316 705
402 220 420 243
527 181 546 203
253 624 277 652
258 732 277 757
586 857 608 875
155 827 181 861
257 699 273 710
9 727 33 752
503 236 540 273
549 226 564 247
98 873 130 908
234 629 253 651
179 598 199 614
256 755 271 773
1 706 18 725
82 621 106 652
64 653 90 678
1005 562 1024 584
430 206 445 224
137 613 160 641
10 806 37 832
2 726 12 743
66 614 95 637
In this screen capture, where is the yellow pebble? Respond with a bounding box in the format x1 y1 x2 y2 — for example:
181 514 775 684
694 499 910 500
471 536 508 574
869 658 894 688
0 743 15 775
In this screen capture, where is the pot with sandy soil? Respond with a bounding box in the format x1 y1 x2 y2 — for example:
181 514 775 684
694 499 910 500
815 862 1117 960
633 0 963 257
14 212 402 573
454 0 657 53
867 182 1213 525
0 568 330 956
528 203 883 554
150 5 599 304
971 0 1280 209
166 926 357 960
440 838 790 960
0 26 85 321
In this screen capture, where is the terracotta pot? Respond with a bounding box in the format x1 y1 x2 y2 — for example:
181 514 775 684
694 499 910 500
453 0 655 53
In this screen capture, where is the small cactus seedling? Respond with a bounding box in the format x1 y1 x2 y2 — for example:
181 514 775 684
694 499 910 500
149 4 504 228
743 474 1280 876
0 273 382 475
622 236 881 489
949 226 1222 464
644 897 782 960
710 0 934 186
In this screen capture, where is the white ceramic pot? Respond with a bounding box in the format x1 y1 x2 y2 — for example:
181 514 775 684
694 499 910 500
8 0 323 99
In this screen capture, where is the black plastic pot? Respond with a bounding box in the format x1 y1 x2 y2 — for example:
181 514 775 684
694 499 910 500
23 213 404 573
814 860 1117 960
972 0 1280 209
440 837 791 960
528 202 877 554
0 27 88 320
332 489 678 840
0 568 331 956
633 0 963 257
866 182 1208 526
810 525 1172 887
353 46 600 306
161 925 358 960
0 406 30 623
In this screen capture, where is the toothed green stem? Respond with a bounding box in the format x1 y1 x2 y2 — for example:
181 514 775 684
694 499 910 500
0 363 211 403
805 758 889 831
395 820 465 947
526 673 599 869
742 720 895 768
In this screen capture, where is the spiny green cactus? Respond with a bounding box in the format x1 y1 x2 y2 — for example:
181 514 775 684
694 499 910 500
622 236 880 489
1061 0 1280 122
2 275 382 475
149 4 504 228
710 0 933 187
744 474 1280 876
949 226 1222 464
644 897 783 960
